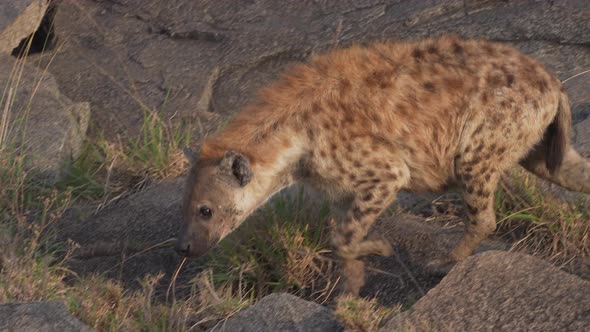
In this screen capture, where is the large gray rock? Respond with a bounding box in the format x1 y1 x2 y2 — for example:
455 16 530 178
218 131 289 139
0 0 49 54
55 177 189 288
362 213 508 307
381 251 590 332
31 1 590 142
0 301 92 332
58 177 184 256
208 293 342 332
0 53 90 181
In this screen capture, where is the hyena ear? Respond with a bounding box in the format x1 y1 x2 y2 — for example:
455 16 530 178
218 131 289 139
183 147 198 166
220 150 253 187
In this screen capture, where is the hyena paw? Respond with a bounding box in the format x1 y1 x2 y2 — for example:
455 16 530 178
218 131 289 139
357 238 393 257
341 258 366 296
424 257 457 277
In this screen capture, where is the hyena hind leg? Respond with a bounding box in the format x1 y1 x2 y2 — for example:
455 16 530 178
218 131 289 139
332 165 410 296
426 163 500 276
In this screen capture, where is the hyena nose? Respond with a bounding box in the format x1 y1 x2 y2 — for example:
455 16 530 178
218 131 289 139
174 242 190 256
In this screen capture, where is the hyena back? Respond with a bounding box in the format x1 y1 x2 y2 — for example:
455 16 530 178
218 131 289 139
177 35 590 296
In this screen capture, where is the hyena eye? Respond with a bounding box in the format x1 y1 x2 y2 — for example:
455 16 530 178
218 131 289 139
200 206 213 219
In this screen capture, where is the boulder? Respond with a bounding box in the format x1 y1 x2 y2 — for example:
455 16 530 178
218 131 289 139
362 214 508 307
0 53 90 181
57 177 184 256
208 293 342 332
0 301 92 332
34 0 590 142
381 251 590 332
0 0 49 54
55 177 188 287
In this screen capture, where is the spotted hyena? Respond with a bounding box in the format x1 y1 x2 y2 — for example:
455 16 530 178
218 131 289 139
177 35 590 296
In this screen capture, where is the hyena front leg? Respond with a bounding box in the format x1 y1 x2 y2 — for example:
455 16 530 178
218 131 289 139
332 164 410 296
427 161 499 275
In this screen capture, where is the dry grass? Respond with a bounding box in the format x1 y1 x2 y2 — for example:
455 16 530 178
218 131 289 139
56 108 192 203
205 189 340 304
334 294 400 332
495 168 590 265
67 273 206 331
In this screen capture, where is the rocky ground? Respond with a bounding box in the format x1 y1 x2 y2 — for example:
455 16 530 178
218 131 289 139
2 0 590 331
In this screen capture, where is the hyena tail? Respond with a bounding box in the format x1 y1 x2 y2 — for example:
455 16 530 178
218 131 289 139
545 91 571 174
520 91 590 194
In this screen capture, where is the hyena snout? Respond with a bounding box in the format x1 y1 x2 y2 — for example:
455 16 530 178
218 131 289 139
174 225 215 258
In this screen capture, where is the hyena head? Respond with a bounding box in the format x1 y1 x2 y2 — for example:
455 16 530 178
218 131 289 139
175 148 254 258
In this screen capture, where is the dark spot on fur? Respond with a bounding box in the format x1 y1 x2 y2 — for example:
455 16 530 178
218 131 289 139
481 92 489 104
487 72 504 87
506 73 515 87
353 206 364 219
302 111 310 122
320 150 327 158
537 78 548 93
452 42 464 55
463 173 473 182
312 102 322 114
466 186 475 194
365 70 392 89
484 173 491 182
343 230 354 244
353 160 362 168
371 178 381 184
397 103 408 115
423 81 436 93
346 143 354 153
444 77 464 91
473 123 483 136
427 45 438 55
474 143 484 154
467 204 479 215
500 100 509 108
366 170 376 177
483 44 495 55
339 79 352 94
330 143 338 151
412 48 424 60
362 193 373 202
476 187 490 197
343 114 354 125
